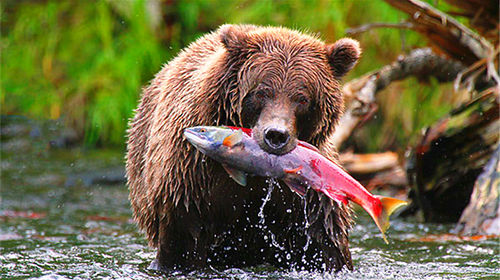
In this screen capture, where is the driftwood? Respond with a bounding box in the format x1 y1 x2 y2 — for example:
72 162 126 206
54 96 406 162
330 48 464 148
339 152 398 174
454 144 500 235
406 91 499 222
339 151 407 192
375 0 500 231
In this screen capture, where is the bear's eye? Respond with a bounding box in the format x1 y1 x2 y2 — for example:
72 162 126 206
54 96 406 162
255 90 269 99
297 95 309 105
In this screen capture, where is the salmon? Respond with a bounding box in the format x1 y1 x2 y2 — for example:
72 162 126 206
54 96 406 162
184 126 408 242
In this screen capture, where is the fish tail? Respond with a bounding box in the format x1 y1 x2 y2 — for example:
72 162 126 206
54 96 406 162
373 196 408 244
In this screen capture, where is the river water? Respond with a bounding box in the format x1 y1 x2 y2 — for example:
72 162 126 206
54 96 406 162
1 120 498 279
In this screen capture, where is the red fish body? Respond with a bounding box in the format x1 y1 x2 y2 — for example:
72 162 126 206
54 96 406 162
184 126 407 242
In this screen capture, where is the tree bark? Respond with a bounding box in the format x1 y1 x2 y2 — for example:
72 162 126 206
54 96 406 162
454 144 500 235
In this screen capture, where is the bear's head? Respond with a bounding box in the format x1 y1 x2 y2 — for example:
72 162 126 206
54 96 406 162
220 25 361 155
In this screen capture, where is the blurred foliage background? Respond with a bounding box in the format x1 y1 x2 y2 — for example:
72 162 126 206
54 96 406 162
1 0 464 151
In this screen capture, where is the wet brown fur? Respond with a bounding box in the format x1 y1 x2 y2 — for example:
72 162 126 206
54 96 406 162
126 24 361 271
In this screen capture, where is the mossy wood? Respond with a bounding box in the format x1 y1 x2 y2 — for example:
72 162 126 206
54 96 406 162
407 91 499 223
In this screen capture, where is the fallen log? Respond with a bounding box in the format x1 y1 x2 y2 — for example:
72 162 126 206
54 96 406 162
406 90 499 222
330 0 499 227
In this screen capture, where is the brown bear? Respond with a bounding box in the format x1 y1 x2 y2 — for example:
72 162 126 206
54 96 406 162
126 24 361 272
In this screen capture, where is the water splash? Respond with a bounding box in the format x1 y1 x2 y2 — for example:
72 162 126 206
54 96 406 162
302 196 312 252
258 179 285 251
258 179 275 224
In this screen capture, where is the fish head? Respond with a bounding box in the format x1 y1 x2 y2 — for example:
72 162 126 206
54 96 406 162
184 126 231 153
185 126 251 186
184 126 246 154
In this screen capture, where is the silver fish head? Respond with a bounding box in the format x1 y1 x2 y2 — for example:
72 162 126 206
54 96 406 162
184 126 228 152
184 126 244 154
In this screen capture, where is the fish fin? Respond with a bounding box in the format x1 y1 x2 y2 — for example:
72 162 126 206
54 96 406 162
321 189 349 205
283 178 307 197
222 130 243 147
222 164 247 186
284 165 303 174
373 196 408 244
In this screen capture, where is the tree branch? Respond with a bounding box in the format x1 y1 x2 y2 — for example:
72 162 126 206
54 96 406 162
383 0 495 66
329 48 465 148
345 22 415 36
443 0 499 43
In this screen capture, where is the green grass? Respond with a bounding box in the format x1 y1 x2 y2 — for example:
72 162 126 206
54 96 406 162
1 0 466 150
2 0 167 146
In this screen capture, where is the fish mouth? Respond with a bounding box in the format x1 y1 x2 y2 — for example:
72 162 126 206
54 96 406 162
183 128 210 151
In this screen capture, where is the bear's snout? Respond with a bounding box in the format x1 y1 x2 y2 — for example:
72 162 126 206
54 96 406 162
253 111 297 155
251 97 299 155
264 126 290 150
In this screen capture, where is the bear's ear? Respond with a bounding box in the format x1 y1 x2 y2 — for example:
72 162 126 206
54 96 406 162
325 38 361 78
219 24 249 54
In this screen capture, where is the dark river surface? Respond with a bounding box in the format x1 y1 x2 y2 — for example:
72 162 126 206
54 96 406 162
1 118 498 279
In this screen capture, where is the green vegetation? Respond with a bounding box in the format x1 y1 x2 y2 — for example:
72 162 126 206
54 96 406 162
2 1 167 145
1 0 460 150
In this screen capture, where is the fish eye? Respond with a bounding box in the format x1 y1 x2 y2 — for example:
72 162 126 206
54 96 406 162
200 128 206 133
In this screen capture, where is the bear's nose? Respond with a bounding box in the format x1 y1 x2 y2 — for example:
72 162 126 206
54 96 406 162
264 127 290 151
